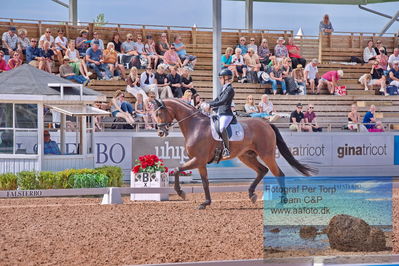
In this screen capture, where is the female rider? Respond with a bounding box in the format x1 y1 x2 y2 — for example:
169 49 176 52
202 68 235 159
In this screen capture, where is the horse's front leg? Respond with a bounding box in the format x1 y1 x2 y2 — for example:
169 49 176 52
173 157 205 202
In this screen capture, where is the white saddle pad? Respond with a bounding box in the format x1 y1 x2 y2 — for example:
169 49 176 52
210 119 244 142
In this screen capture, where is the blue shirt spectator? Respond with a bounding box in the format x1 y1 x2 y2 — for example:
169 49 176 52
362 111 375 129
86 47 102 62
26 41 42 63
173 42 186 57
44 131 61 155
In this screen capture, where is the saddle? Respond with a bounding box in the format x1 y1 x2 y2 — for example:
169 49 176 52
208 115 244 164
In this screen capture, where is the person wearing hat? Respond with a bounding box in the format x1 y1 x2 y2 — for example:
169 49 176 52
318 69 344 95
59 56 89 85
388 60 399 88
2 26 18 57
274 37 288 61
76 29 90 56
201 69 236 158
85 40 112 80
289 103 311 132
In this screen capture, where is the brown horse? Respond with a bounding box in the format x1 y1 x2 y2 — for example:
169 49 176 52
154 99 316 209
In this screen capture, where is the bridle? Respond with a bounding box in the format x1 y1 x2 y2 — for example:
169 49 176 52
155 99 201 132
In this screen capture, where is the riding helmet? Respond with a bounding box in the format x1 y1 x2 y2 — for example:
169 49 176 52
218 68 233 77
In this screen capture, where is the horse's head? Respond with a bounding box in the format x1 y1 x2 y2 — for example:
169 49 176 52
154 99 174 138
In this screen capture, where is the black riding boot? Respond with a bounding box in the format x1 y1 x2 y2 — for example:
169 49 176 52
221 129 230 158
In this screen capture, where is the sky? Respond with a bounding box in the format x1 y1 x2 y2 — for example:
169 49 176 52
1 0 398 36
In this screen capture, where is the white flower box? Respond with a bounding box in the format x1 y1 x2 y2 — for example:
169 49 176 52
130 171 169 201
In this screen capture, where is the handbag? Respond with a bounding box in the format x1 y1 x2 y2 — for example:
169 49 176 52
334 86 347 96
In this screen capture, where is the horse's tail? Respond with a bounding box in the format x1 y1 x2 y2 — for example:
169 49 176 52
270 123 318 176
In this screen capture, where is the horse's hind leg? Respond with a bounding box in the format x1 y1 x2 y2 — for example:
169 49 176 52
238 151 269 203
198 166 211 210
260 154 287 200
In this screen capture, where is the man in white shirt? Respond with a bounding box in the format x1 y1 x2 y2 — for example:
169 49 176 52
140 67 159 98
388 48 399 70
304 59 319 94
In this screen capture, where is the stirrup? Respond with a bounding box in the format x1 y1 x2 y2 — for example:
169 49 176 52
222 148 230 158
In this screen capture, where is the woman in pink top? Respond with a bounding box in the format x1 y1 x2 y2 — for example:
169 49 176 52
163 44 182 68
317 69 343 95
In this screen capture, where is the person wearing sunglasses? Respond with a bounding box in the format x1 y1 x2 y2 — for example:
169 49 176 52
7 51 22 70
90 32 104 50
55 29 68 64
26 38 44 68
304 105 322 132
247 38 258 54
43 130 61 155
163 44 183 68
121 33 139 69
75 29 89 57
235 37 248 55
289 103 311 132
158 33 170 56
39 28 55 50
374 40 387 56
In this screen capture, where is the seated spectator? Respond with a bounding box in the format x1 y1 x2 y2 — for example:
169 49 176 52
121 33 139 68
304 105 322 132
167 65 183 98
40 41 54 73
363 40 377 64
85 40 112 80
163 44 183 68
173 35 197 70
55 29 68 64
110 90 136 127
110 32 122 53
90 32 104 50
289 103 311 132
269 62 287 95
244 48 261 73
17 28 30 56
2 26 18 57
221 47 238 78
26 38 43 68
318 69 344 95
231 47 248 83
44 130 61 155
59 56 88 85
286 37 306 69
363 104 383 131
282 57 299 94
388 60 399 88
7 51 22 70
388 48 399 70
103 42 126 80
247 37 257 53
144 91 157 126
154 64 173 99
181 90 193 104
134 34 149 68
126 66 147 99
293 64 306 95
319 14 334 35
274 37 288 62
267 55 277 68
140 67 160 98
135 93 153 130
0 51 8 72
376 48 389 71
245 94 270 119
258 39 272 67
39 28 55 50
359 61 386 94
144 35 160 69
181 67 196 94
157 32 170 56
66 40 92 79
75 29 90 56
347 103 362 131
258 94 277 117
236 37 248 55
374 40 387 55
191 93 202 109
304 59 319 94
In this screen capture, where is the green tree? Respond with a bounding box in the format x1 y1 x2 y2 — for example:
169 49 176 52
93 13 107 27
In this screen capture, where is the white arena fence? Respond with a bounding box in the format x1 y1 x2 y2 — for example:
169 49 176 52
0 185 263 204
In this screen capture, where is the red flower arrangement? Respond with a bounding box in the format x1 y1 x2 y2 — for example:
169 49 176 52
132 154 168 174
169 170 192 176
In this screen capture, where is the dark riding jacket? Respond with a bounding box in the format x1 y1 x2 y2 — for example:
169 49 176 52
208 83 235 116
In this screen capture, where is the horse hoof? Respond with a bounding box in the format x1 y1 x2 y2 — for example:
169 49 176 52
198 204 206 210
179 191 186 200
250 194 258 204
